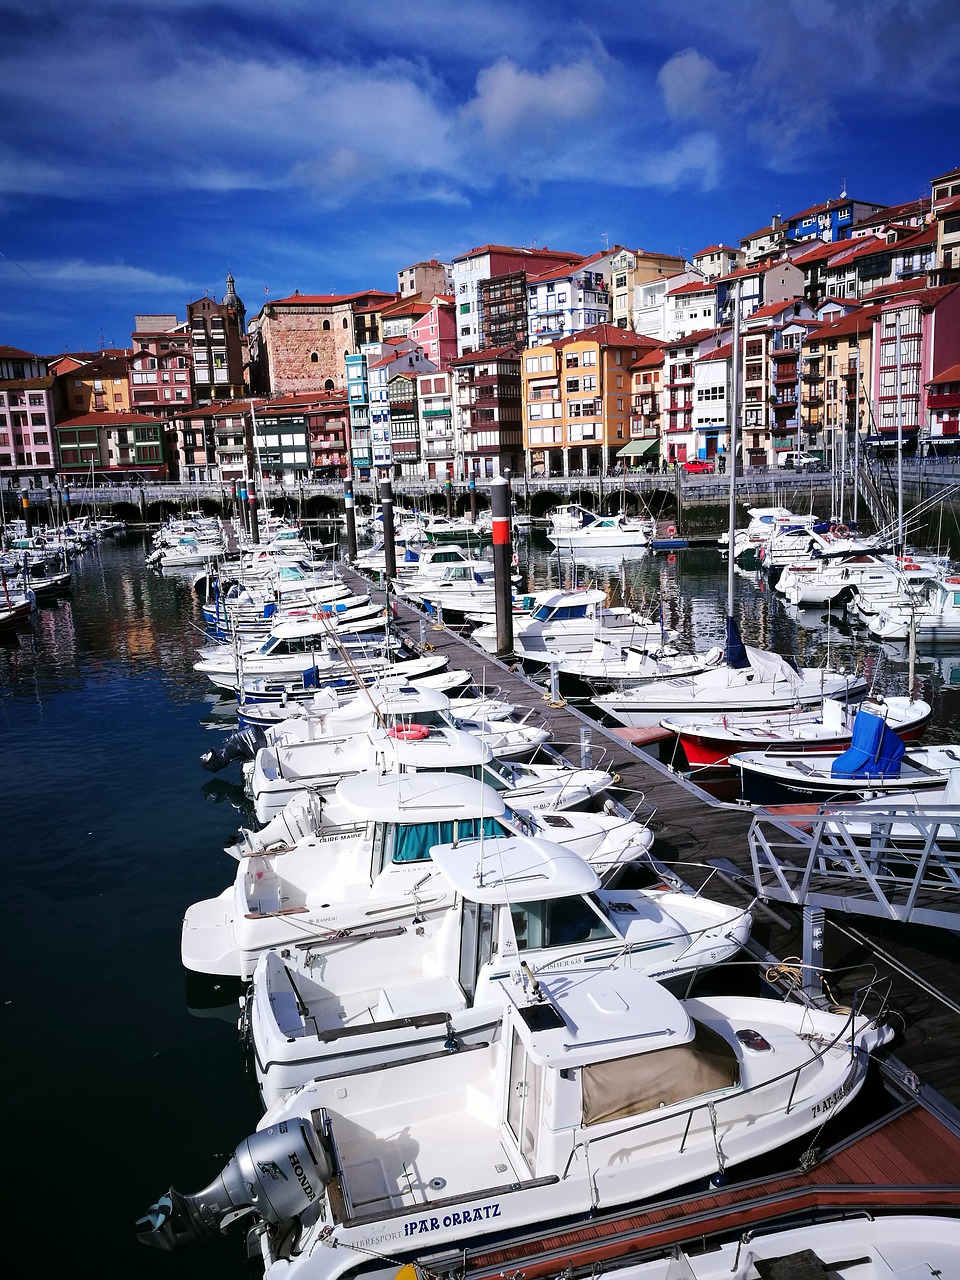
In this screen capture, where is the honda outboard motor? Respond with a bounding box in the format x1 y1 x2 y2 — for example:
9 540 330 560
137 1116 331 1250
201 724 268 772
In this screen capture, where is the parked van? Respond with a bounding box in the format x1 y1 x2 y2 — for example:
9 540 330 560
778 451 821 470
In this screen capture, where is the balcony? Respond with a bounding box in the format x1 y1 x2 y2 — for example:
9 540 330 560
801 395 824 408
929 391 960 410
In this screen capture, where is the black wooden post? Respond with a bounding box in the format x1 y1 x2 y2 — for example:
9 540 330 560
380 477 397 580
344 475 358 560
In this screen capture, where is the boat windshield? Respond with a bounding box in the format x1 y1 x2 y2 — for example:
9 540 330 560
532 604 589 622
382 816 510 864
510 894 616 950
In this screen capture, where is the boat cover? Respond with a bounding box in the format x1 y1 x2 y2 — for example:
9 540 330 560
831 709 905 779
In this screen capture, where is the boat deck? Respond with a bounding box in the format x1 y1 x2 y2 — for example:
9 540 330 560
342 566 960 1120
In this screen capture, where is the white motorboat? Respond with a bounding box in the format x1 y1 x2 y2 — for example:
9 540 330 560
547 514 653 552
193 616 397 690
139 965 891 1278
557 637 726 690
148 533 226 569
183 774 657 978
232 652 462 711
245 722 609 823
732 736 960 807
594 627 866 730
868 574 960 643
243 833 753 1105
232 679 511 731
662 694 932 771
472 588 677 658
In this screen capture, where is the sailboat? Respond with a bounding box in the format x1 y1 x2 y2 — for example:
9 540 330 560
593 287 866 730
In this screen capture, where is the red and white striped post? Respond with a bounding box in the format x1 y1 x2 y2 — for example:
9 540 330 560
491 476 513 658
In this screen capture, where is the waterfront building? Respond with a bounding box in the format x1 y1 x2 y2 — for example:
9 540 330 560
452 345 523 480
53 350 133 419
522 325 657 477
609 246 689 329
926 362 960 454
782 193 888 246
717 260 804 325
665 278 718 338
869 283 960 457
623 345 664 468
931 167 960 286
661 329 720 467
186 274 246 403
452 244 582 356
56 409 166 482
0 345 57 491
739 214 785 267
802 306 880 467
367 344 437 475
417 369 456 481
630 268 705 341
408 296 457 370
692 244 744 281
690 340 730 468
380 295 432 342
478 270 529 352
851 196 933 238
397 258 453 299
250 393 317 486
306 390 350 479
130 315 193 415
172 400 257 485
527 253 613 346
247 289 396 396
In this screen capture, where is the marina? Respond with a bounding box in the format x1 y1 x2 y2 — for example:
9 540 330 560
5 520 960 1278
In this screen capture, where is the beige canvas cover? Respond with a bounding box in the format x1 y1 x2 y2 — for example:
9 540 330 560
581 1020 740 1126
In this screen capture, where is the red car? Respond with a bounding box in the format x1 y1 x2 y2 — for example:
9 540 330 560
682 458 714 474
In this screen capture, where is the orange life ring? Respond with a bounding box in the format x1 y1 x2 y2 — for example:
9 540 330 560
666 525 677 537
388 724 430 741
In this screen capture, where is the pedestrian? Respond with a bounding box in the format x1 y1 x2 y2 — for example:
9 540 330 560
660 456 668 474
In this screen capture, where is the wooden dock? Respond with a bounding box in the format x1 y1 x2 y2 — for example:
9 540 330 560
343 564 960 1124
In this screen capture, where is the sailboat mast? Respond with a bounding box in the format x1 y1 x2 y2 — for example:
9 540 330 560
726 281 741 624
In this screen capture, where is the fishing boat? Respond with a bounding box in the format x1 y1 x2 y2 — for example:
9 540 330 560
182 774 657 978
138 964 891 1277
242 833 753 1105
662 694 932 770
472 588 677 659
547 513 653 552
730 707 960 805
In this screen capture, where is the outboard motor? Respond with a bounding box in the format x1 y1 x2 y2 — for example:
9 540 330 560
200 724 268 772
137 1116 331 1250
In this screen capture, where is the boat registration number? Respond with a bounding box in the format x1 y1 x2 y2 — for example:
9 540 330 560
811 1082 847 1119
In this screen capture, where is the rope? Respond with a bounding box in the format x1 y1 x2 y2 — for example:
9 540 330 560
764 957 803 988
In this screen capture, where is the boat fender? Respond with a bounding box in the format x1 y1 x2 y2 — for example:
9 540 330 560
666 525 677 537
388 724 431 742
136 1118 333 1251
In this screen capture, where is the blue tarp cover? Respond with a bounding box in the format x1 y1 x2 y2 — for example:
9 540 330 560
831 709 905 779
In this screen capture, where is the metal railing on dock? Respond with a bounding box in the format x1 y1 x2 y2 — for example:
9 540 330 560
749 803 960 931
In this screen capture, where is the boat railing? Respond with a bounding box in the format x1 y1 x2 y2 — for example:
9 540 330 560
561 988 886 1204
748 805 960 931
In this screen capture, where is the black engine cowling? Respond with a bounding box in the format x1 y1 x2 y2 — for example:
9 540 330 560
200 724 268 772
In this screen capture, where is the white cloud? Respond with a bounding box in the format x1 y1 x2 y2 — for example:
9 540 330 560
0 258 195 292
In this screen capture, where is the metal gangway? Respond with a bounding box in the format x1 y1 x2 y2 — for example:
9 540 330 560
749 801 960 933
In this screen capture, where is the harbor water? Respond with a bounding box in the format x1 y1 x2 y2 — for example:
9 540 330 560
3 527 960 1275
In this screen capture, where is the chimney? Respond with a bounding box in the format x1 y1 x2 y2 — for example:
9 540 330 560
771 214 782 231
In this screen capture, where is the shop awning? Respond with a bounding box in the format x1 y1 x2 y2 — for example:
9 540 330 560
617 438 659 458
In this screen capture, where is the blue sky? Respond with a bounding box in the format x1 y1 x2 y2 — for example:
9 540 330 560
1 0 958 357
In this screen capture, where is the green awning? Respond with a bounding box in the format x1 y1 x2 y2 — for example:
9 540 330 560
617 438 659 458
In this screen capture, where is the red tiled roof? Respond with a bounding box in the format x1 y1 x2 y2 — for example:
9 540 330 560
0 344 42 359
786 195 884 223
935 195 960 216
814 305 883 340
629 346 665 370
694 244 738 256
667 280 715 296
698 342 733 362
928 362 960 386
556 324 658 351
57 410 161 426
450 345 521 366
867 282 958 307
